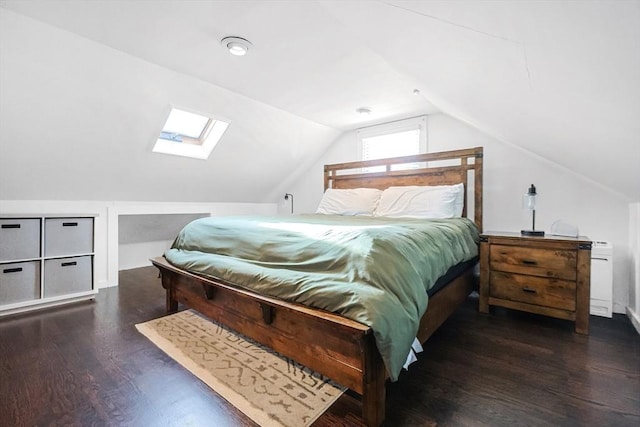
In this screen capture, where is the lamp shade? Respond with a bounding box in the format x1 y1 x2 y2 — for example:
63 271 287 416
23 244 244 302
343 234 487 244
523 184 537 210
521 184 544 236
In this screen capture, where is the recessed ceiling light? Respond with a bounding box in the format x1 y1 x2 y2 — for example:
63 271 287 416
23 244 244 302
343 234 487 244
413 89 421 95
221 36 252 56
356 107 372 116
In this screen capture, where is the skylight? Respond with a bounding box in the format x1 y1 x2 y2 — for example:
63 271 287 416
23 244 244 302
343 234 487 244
152 107 230 159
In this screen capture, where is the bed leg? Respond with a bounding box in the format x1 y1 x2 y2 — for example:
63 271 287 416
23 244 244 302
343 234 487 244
165 287 178 314
158 269 178 314
362 341 386 427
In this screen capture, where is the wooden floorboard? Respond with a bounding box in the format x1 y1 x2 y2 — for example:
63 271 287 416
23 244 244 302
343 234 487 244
1 266 638 426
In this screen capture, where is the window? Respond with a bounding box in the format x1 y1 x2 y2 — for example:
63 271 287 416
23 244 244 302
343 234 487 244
357 116 427 172
152 107 230 160
361 129 421 161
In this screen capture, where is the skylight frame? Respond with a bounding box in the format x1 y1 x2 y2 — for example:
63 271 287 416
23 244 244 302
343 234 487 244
152 106 231 160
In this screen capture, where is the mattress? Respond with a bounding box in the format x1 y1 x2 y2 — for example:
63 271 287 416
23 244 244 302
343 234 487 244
164 214 479 380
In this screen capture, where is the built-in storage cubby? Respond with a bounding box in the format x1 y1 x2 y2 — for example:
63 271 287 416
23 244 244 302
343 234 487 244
0 215 96 316
0 261 40 305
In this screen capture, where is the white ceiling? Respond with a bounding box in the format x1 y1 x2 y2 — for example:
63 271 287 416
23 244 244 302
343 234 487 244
0 0 438 130
1 0 639 200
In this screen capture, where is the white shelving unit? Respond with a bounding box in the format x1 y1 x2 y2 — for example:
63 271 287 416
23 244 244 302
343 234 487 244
0 215 97 316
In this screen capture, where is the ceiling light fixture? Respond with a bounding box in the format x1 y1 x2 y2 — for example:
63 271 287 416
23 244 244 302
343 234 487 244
413 89 421 95
221 36 252 56
356 107 372 116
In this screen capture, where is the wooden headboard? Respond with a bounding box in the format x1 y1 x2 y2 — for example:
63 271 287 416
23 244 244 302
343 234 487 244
324 147 483 232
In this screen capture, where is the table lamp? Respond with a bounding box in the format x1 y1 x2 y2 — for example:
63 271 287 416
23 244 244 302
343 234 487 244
521 184 545 236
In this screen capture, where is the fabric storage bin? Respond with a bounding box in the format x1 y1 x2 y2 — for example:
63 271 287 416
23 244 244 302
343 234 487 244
44 256 93 298
44 218 94 257
0 218 41 262
0 261 40 305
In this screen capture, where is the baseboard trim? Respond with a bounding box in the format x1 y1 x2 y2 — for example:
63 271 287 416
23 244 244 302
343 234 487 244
96 280 112 289
625 306 640 335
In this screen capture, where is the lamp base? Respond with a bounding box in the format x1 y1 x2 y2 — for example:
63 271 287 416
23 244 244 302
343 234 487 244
521 229 545 237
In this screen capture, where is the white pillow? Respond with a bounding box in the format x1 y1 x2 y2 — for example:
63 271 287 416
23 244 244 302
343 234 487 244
444 183 464 217
411 183 465 217
374 184 464 219
316 188 382 216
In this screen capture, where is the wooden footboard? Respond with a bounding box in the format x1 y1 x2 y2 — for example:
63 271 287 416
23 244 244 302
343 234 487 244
152 256 387 426
151 256 475 426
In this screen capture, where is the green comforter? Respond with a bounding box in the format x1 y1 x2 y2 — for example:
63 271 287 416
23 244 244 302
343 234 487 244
164 214 479 380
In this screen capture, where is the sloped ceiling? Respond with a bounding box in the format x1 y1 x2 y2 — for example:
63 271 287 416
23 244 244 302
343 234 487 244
324 0 640 201
0 0 437 129
1 0 639 201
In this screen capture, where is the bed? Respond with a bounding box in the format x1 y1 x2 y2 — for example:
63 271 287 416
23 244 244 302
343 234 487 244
151 146 483 426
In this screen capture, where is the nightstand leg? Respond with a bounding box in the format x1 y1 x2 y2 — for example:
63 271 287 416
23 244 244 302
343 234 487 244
575 318 588 335
575 247 591 335
479 240 490 313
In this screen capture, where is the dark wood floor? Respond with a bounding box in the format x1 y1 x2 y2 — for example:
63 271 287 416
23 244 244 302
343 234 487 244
1 266 639 427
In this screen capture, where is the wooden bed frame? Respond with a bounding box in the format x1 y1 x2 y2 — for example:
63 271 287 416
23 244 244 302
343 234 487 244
151 147 483 427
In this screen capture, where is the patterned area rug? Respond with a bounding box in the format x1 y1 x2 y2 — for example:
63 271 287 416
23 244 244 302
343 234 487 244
136 310 346 427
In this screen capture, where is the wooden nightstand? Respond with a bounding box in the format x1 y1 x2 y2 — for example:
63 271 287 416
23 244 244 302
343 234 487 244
479 232 592 334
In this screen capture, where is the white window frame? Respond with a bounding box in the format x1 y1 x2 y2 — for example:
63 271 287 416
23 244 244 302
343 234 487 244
152 106 231 160
356 116 427 175
356 115 427 162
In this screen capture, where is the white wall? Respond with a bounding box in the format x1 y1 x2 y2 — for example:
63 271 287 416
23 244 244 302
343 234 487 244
0 200 276 288
119 241 173 271
286 113 632 313
0 8 340 204
327 1 640 201
118 213 210 271
628 203 640 333
0 9 318 284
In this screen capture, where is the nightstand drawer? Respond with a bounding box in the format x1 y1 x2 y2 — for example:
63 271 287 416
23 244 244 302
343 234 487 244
490 271 576 311
490 245 576 280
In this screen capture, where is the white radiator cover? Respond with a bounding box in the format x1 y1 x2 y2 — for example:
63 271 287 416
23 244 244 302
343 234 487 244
590 241 613 318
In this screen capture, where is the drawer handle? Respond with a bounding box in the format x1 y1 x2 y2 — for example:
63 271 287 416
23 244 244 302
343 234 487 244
62 222 78 227
522 259 538 265
61 261 77 267
522 287 537 294
3 267 23 274
1 224 21 229
592 257 609 261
